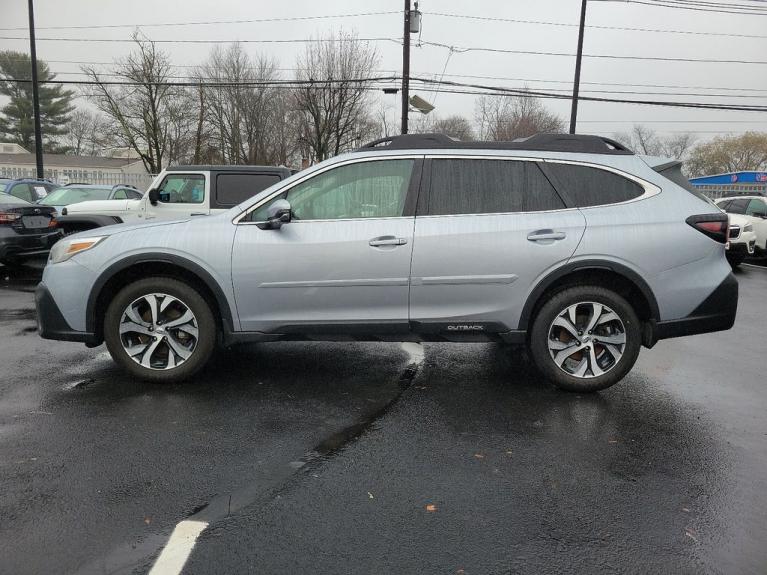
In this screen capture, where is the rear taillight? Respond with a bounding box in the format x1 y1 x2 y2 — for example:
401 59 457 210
0 212 21 224
686 214 729 244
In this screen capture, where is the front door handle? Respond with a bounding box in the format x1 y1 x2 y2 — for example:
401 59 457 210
369 236 408 247
190 212 207 216
527 230 566 242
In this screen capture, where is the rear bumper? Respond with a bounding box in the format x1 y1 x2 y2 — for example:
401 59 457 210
35 282 100 345
0 229 62 260
652 272 738 343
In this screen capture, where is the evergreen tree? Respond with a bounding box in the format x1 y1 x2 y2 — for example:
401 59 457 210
0 50 74 152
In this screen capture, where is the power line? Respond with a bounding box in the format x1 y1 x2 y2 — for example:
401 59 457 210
43 69 767 100
608 0 767 15
15 60 765 94
0 11 400 31
3 34 764 65
428 10 767 39
420 39 767 65
0 35 402 46
6 75 767 113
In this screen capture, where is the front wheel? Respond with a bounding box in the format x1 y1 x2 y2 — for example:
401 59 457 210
104 277 216 382
528 286 641 392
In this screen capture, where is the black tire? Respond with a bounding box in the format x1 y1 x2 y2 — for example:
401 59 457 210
726 253 745 268
528 285 642 392
103 277 216 382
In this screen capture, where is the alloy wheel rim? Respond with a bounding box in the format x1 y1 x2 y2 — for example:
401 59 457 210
547 301 626 379
118 293 199 370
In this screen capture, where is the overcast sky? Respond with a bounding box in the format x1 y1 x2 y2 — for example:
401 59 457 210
2 0 766 142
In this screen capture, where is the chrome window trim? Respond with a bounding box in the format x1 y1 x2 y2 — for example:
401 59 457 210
233 155 423 225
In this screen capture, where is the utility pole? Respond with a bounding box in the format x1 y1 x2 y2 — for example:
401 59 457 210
401 0 411 134
569 0 587 135
28 0 44 178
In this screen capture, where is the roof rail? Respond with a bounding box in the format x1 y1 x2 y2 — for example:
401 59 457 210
357 132 634 155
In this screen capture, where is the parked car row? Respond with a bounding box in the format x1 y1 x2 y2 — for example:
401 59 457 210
0 181 145 266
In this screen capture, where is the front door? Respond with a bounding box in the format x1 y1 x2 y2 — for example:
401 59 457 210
231 157 420 334
409 157 586 335
145 172 209 220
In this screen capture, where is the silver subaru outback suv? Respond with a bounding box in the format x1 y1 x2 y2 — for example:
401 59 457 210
35 133 737 392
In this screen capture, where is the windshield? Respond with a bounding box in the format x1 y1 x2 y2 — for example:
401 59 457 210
39 186 112 205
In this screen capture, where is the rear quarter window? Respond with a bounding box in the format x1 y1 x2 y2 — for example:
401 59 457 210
215 173 283 207
542 163 644 208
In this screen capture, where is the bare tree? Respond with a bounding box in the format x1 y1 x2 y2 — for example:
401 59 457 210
63 108 111 156
294 31 379 162
414 114 474 141
613 125 696 160
82 33 183 173
475 92 564 141
198 44 296 165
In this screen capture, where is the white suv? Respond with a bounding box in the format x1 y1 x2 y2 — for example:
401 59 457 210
716 196 767 260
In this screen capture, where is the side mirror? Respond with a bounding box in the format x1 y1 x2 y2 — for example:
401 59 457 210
257 199 292 230
752 211 767 219
147 189 159 206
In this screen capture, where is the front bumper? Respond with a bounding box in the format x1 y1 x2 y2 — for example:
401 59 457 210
0 229 63 260
653 272 738 342
35 282 100 345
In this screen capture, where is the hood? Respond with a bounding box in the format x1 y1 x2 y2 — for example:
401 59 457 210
64 198 141 213
727 213 750 226
66 218 190 240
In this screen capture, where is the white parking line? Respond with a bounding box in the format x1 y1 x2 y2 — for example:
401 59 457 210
148 520 208 575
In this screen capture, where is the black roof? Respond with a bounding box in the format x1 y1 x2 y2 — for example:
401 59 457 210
169 165 292 173
358 133 634 155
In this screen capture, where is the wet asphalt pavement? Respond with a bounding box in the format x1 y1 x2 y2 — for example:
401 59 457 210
0 260 766 574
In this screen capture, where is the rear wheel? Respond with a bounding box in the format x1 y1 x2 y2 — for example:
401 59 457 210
528 286 641 392
103 277 216 382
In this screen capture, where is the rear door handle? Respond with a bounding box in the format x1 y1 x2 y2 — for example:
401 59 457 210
527 230 566 242
369 236 408 247
190 212 207 216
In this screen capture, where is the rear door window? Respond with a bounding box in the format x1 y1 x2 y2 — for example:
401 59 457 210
216 173 282 207
746 199 767 217
425 158 565 215
112 189 128 200
727 199 749 214
8 183 34 203
542 163 645 207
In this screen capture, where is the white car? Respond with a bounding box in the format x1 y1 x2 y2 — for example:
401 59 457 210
725 213 757 267
716 196 767 260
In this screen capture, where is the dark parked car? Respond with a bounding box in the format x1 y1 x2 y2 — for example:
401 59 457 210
0 178 59 203
0 193 62 267
37 184 143 215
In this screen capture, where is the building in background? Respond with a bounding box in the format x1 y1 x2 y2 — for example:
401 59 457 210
689 171 767 200
0 143 153 190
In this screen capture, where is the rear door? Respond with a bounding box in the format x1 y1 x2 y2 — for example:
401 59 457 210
231 157 421 334
211 172 284 213
409 157 586 335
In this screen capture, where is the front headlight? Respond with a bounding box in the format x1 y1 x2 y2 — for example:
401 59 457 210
744 223 753 233
49 236 106 264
